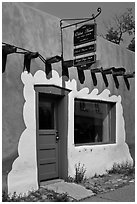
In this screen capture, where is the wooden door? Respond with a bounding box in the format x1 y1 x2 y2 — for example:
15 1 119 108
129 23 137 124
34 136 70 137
37 92 59 182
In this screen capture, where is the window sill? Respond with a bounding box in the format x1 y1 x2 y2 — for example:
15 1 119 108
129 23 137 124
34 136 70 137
74 141 116 147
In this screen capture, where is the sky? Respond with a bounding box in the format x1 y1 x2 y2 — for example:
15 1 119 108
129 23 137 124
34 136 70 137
24 1 135 47
25 2 134 20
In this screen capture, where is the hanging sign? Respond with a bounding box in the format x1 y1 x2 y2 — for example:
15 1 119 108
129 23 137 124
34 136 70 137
74 54 96 67
74 24 96 46
74 44 96 56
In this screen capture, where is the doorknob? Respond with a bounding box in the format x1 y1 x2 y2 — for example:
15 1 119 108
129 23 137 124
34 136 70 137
56 136 59 141
56 131 59 141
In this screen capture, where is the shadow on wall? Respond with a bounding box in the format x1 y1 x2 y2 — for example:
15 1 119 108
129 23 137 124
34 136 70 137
2 150 18 192
127 143 135 165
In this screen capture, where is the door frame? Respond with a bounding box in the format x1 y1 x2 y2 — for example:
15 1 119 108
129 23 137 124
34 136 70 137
34 84 71 186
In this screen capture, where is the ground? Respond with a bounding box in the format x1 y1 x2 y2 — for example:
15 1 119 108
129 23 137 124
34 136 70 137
2 165 135 202
81 171 135 195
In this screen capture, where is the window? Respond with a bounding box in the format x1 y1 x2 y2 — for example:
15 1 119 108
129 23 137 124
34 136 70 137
74 99 116 145
39 93 54 130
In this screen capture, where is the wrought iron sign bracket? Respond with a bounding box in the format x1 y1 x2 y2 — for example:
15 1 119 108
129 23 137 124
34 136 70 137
60 7 101 29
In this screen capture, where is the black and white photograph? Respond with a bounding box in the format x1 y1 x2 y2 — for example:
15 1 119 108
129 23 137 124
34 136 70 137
2 1 135 202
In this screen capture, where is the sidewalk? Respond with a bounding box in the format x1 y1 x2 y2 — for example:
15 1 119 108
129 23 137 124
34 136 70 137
41 179 94 201
81 183 135 202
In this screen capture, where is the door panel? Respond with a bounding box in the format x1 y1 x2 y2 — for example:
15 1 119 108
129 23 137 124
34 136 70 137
37 93 59 182
39 163 58 181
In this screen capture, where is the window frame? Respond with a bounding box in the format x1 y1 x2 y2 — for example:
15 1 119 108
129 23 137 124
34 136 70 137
74 98 116 146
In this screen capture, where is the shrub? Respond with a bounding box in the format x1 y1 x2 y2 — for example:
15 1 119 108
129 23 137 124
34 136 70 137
2 191 23 202
2 189 70 202
74 162 86 183
65 176 75 183
2 191 10 202
107 162 134 175
54 193 69 202
47 191 69 202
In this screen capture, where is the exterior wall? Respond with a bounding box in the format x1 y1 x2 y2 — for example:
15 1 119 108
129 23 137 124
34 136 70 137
2 2 135 194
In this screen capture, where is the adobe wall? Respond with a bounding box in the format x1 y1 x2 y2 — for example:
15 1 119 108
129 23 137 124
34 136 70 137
2 2 135 193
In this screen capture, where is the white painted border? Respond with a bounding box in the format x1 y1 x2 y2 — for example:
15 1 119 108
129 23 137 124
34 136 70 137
8 70 133 194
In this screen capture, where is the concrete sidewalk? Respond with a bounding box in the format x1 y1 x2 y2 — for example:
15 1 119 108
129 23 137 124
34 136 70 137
41 179 94 201
81 183 135 202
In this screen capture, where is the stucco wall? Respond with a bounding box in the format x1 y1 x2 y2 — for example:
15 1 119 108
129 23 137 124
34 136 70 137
2 2 135 193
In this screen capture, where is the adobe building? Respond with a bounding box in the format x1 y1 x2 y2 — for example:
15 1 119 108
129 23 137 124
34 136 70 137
2 2 135 194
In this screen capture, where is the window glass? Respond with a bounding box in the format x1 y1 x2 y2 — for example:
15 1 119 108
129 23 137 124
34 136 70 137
39 93 54 129
74 99 116 145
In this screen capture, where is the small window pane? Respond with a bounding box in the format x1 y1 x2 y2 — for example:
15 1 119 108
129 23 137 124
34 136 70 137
39 93 54 129
74 99 115 145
